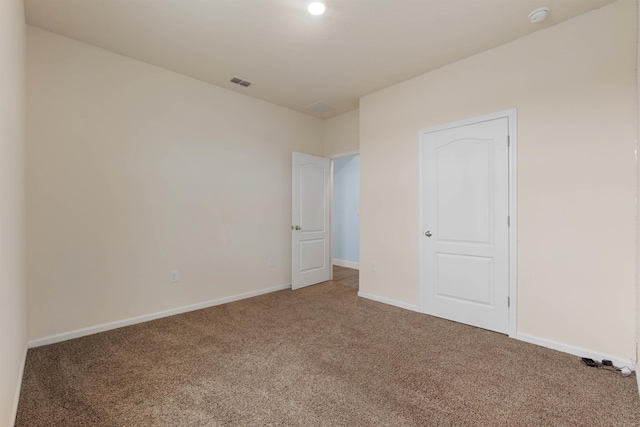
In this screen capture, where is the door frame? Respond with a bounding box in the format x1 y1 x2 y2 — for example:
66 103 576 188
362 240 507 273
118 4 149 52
418 109 517 338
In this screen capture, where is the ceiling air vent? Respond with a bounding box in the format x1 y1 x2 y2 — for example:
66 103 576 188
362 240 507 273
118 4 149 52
306 101 335 114
230 77 252 87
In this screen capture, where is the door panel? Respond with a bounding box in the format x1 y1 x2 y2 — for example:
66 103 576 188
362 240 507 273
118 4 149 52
436 140 492 244
420 118 509 334
300 163 326 231
300 239 326 272
292 152 331 289
436 254 493 305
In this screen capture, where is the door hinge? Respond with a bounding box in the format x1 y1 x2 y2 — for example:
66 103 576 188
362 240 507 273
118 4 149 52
508 296 510 307
507 135 511 147
507 216 510 227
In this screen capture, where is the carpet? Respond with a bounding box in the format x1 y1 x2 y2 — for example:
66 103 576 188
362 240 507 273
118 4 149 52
16 272 640 426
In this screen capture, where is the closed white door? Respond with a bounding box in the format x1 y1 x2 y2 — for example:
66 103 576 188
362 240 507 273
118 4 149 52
292 152 331 290
420 117 510 334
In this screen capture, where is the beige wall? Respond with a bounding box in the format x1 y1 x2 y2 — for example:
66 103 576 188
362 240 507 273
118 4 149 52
26 27 323 341
360 0 637 361
323 109 359 157
0 0 26 425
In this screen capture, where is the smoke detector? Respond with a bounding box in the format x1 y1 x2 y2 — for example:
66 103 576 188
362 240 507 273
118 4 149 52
528 7 549 24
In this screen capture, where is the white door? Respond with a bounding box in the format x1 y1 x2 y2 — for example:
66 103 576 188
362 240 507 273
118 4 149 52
292 152 331 290
420 117 510 334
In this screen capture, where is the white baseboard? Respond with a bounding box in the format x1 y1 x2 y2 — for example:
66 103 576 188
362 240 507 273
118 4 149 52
333 259 359 270
11 343 28 425
358 291 420 312
517 332 635 371
28 284 291 348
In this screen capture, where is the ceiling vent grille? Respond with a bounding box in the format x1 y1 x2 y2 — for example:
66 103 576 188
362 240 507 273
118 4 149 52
306 101 335 114
230 77 252 87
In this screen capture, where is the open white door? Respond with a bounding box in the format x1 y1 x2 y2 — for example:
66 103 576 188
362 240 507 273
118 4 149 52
292 152 331 290
420 117 510 334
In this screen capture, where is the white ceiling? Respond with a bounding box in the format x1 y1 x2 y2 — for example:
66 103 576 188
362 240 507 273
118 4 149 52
24 0 616 118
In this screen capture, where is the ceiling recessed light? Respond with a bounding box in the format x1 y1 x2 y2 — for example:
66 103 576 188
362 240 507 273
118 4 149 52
308 2 326 16
528 7 549 24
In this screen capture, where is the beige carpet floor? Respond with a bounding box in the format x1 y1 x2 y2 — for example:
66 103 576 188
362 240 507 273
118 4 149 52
16 273 640 426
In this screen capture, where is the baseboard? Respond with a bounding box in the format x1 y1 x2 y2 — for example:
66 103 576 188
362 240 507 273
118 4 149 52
29 284 291 348
333 259 359 270
358 291 420 313
11 343 28 425
516 332 635 371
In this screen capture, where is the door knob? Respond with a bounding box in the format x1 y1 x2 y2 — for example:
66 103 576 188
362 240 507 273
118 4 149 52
295 225 301 230
424 231 432 237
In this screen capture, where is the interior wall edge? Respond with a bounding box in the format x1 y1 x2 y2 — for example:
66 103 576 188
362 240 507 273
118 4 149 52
635 0 640 396
1 0 27 424
10 344 28 426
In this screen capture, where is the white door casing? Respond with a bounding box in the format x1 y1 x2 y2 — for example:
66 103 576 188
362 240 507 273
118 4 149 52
419 115 512 334
292 152 331 290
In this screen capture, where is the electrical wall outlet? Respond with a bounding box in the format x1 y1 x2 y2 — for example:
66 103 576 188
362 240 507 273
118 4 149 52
170 270 179 283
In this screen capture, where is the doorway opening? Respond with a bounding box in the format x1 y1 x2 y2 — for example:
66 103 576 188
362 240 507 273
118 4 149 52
331 152 360 290
290 150 360 290
331 154 360 272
